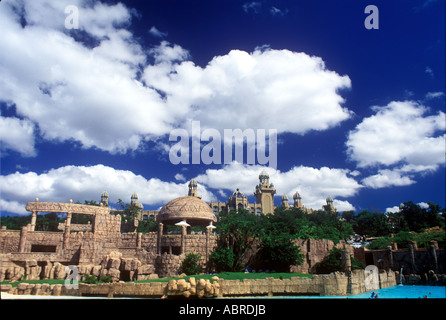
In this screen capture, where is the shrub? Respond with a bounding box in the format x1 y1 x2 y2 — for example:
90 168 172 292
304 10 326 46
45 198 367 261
179 253 202 275
314 248 364 274
83 273 98 284
99 275 113 283
209 247 236 272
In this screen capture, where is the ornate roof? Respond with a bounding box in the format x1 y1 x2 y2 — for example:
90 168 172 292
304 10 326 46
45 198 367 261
157 196 217 225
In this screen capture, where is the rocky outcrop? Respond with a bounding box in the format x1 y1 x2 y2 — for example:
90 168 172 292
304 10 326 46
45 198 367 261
163 276 221 298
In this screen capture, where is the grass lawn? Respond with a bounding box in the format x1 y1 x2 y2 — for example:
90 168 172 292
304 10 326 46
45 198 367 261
1 272 312 287
132 272 312 284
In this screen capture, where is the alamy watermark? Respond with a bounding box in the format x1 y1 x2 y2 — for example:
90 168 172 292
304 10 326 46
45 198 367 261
169 121 277 169
364 5 379 30
65 265 79 289
64 5 79 30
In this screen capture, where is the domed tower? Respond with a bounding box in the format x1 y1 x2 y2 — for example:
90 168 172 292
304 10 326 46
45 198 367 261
254 170 276 214
188 178 198 197
130 192 138 205
293 191 302 208
323 195 336 212
100 191 109 207
281 194 290 208
228 188 248 211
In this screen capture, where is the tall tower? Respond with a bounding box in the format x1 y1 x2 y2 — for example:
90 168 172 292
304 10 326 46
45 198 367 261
254 170 276 214
281 194 290 208
188 178 198 197
323 195 336 213
131 192 138 205
100 191 109 207
293 191 303 209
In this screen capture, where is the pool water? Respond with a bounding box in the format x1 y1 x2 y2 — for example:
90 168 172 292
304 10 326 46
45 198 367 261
346 285 446 299
281 285 446 299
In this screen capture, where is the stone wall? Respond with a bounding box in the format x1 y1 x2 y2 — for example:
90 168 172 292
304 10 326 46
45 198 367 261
3 269 399 298
354 243 445 275
0 230 20 253
289 239 353 274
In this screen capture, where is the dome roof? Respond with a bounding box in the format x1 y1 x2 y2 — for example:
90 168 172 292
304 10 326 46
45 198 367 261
131 192 138 200
230 188 246 199
157 196 217 225
293 191 301 200
259 169 269 179
281 194 289 201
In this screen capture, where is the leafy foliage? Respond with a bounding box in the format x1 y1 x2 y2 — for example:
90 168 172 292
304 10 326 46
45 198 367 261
257 234 304 272
209 247 236 273
179 253 203 275
314 248 365 274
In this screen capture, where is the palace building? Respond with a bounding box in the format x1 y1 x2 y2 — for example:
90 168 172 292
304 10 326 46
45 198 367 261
130 170 336 221
0 170 337 284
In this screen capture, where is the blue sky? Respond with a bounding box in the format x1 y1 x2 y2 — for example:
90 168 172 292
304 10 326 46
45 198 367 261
0 0 444 216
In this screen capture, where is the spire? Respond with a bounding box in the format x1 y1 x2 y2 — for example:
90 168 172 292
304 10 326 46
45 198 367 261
188 178 198 197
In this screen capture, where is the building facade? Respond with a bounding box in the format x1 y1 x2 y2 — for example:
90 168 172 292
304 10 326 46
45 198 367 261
133 170 337 221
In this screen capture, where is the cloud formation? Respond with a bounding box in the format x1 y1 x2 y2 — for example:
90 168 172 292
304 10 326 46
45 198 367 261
346 100 445 168
0 164 216 215
143 45 352 134
0 0 352 157
0 162 361 215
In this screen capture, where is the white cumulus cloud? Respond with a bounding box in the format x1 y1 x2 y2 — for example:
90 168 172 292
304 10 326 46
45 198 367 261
143 46 352 135
0 0 353 157
0 164 216 215
346 100 445 168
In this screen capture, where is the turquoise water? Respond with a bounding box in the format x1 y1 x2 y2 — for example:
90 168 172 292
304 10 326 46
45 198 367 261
274 285 446 299
346 285 446 299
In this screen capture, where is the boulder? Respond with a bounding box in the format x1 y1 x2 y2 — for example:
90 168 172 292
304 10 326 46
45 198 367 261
177 279 188 291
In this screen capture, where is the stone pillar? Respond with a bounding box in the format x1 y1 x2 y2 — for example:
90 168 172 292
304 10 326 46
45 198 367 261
137 232 142 249
430 241 439 274
341 249 351 273
205 227 210 266
30 211 37 231
19 225 28 253
157 223 163 254
63 212 72 249
181 225 187 255
386 245 394 271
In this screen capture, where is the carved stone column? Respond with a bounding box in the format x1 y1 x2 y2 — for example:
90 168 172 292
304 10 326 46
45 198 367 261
205 227 210 263
63 212 72 249
19 225 28 252
137 232 142 249
181 225 187 255
30 211 37 231
430 240 439 274
157 223 163 254
386 245 394 271
341 248 351 273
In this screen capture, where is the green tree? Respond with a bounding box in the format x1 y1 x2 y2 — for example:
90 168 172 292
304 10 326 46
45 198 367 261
257 234 304 272
216 209 261 271
116 199 140 222
179 253 202 275
136 219 159 233
209 247 236 273
35 212 63 231
354 210 391 236
314 248 365 274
